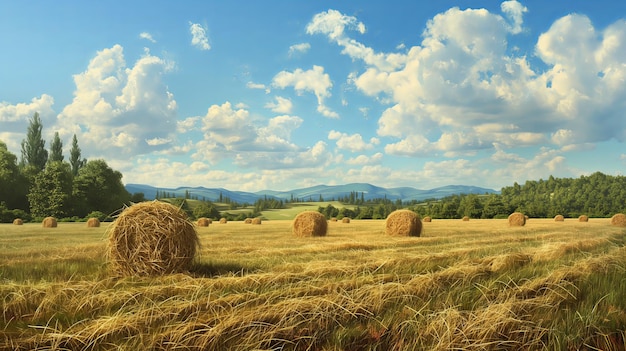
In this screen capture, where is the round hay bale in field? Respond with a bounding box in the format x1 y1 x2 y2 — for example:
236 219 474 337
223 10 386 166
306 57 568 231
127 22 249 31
611 213 626 227
554 215 565 222
578 215 589 222
423 216 432 222
219 218 227 224
462 216 470 221
508 212 526 226
330 217 338 222
385 210 422 237
196 217 210 227
13 218 23 225
106 201 199 276
341 217 351 223
86 217 101 227
244 218 253 224
252 218 262 225
293 211 327 237
42 217 57 228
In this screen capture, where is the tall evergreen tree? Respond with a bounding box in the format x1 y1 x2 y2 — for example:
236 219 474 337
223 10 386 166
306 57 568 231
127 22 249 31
20 112 48 171
49 132 64 163
69 134 86 176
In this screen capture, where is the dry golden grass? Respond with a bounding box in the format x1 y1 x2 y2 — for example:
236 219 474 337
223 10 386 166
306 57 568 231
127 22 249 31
1 218 625 350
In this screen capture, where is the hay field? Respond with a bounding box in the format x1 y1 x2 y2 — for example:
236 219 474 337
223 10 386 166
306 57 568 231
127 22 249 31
1 218 625 350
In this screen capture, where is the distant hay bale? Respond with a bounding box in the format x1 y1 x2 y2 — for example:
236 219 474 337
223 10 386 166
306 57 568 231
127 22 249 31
462 216 470 221
244 218 253 224
42 217 57 228
611 213 626 227
341 217 351 223
293 211 327 237
106 201 199 276
554 215 565 222
13 218 23 225
508 212 526 226
86 217 101 227
252 218 262 225
525 215 529 220
578 215 589 222
219 218 227 224
385 210 422 237
196 217 210 227
330 217 338 222
423 216 432 222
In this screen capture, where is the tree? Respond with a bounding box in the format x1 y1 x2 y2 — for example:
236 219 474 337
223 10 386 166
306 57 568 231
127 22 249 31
69 134 86 177
192 202 220 219
71 159 130 217
20 112 48 171
0 141 29 210
28 161 73 218
49 132 64 163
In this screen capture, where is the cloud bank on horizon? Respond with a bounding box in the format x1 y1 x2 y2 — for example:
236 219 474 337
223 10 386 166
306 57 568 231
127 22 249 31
1 1 626 191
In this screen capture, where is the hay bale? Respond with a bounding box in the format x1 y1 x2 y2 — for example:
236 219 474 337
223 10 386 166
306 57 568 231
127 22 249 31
554 215 565 222
106 201 199 276
293 211 327 237
341 217 351 223
87 217 101 227
385 210 422 237
611 213 626 227
462 216 470 221
244 218 253 224
423 216 432 222
508 212 526 226
578 215 589 222
42 217 57 228
196 217 210 227
330 217 338 222
219 218 227 224
13 218 23 225
252 218 262 225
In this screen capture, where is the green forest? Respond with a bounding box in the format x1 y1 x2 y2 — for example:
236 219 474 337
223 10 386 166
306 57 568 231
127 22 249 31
2 113 626 223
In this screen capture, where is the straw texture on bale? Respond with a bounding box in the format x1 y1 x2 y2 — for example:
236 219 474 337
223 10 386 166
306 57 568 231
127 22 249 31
385 210 422 237
554 215 565 222
341 217 351 223
219 218 227 224
423 216 432 222
611 213 626 227
244 218 253 224
252 218 262 225
196 218 210 227
462 216 470 221
578 215 589 222
106 201 199 276
508 212 526 226
42 217 57 228
13 218 23 225
87 217 100 227
293 211 327 237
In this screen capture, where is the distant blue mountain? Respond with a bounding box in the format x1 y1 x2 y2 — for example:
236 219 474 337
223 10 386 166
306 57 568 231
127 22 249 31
125 183 499 203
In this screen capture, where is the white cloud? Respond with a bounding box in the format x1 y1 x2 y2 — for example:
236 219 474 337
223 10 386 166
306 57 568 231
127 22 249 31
189 22 211 51
501 1 527 34
272 65 338 118
288 42 311 56
246 81 267 91
0 95 56 144
265 96 293 114
176 117 199 133
145 137 171 146
139 32 156 43
345 152 383 165
328 130 379 152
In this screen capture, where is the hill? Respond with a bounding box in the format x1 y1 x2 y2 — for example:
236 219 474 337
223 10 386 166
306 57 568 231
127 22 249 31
124 183 498 203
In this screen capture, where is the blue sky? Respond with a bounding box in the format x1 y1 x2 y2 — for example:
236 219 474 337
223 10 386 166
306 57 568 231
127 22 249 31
1 1 626 191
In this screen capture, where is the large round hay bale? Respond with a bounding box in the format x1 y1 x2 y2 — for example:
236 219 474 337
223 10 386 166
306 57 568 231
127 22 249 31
611 213 626 227
293 211 327 237
462 216 470 221
196 217 210 227
554 215 565 222
423 216 432 223
106 201 199 276
219 218 227 224
385 210 422 237
244 218 253 224
42 217 57 228
508 212 526 226
252 218 262 225
13 218 23 225
341 217 351 223
578 215 589 222
87 217 101 227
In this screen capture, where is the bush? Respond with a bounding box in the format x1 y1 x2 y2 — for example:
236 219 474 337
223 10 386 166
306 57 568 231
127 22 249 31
85 210 111 222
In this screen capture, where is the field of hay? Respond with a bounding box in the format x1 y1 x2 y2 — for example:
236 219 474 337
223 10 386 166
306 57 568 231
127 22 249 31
1 218 625 350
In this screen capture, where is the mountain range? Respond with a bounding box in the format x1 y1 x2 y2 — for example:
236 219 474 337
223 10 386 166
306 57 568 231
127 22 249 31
124 183 499 203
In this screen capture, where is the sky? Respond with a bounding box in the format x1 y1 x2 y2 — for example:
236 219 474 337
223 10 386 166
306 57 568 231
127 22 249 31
1 1 626 192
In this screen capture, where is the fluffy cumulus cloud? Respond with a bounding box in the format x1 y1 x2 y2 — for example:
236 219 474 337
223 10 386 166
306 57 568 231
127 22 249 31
56 45 178 157
265 96 293 114
272 65 338 118
328 130 379 152
189 22 211 50
288 42 311 56
139 32 156 43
